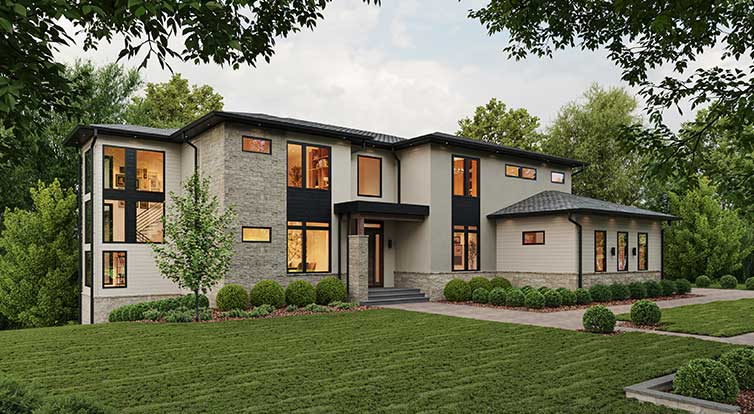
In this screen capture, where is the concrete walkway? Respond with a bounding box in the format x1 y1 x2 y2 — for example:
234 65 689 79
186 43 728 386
383 288 754 345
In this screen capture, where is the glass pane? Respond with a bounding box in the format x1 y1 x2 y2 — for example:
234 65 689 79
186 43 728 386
287 143 302 187
638 233 648 270
618 232 628 271
523 231 544 245
103 200 126 242
453 231 465 270
306 146 329 190
136 150 164 192
243 137 271 154
364 222 382 229
136 201 163 243
522 167 537 180
306 228 329 272
305 222 329 228
374 234 381 284
551 171 565 183
85 149 92 194
103 251 126 288
467 231 478 271
468 159 478 197
595 231 606 272
468 225 478 231
287 229 303 272
453 157 465 196
85 251 92 287
453 225 465 230
358 156 381 196
505 164 520 177
103 147 126 190
85 200 92 244
287 221 302 227
243 227 271 242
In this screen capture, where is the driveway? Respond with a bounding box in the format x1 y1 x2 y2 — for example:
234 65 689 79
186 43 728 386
383 288 754 344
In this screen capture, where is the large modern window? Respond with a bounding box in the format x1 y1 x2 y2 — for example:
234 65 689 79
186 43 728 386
242 136 271 154
357 155 382 197
522 231 545 245
505 164 537 180
242 227 271 243
551 171 565 184
452 156 479 197
103 146 164 243
287 221 330 273
638 232 648 271
103 251 126 288
287 143 329 190
453 225 479 271
595 230 606 272
617 231 629 272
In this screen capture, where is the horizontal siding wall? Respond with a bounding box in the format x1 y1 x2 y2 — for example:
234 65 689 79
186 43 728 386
579 215 663 274
496 214 577 274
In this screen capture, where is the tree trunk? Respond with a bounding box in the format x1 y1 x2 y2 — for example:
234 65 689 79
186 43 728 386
194 289 200 322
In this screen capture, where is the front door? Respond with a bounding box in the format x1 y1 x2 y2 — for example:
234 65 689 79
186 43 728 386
365 222 384 288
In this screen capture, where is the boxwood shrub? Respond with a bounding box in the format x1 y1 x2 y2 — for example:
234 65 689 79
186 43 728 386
582 305 616 333
285 280 316 307
488 288 506 306
609 283 630 301
630 300 661 326
720 348 754 390
524 290 545 309
490 277 512 290
628 282 647 299
556 288 576 306
472 288 489 304
720 274 738 289
468 277 492 293
659 279 676 296
574 288 592 305
643 280 662 298
543 290 562 308
673 358 739 404
589 284 612 302
251 280 286 307
520 285 534 294
444 279 471 302
675 279 692 294
695 275 712 288
745 277 754 290
216 284 249 311
314 277 346 305
505 288 525 307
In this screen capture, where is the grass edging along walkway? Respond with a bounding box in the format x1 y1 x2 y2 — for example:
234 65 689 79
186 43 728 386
0 309 736 414
617 298 754 337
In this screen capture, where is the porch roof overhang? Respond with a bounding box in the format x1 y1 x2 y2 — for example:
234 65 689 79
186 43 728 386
334 201 429 221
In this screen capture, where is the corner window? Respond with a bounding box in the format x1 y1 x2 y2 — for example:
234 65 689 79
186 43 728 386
357 155 382 197
287 143 329 190
551 171 565 184
452 156 479 198
522 231 545 245
103 251 126 288
617 231 628 271
638 232 648 271
242 227 271 243
242 136 271 154
595 230 606 272
452 225 479 271
136 150 164 192
287 221 329 273
505 164 536 180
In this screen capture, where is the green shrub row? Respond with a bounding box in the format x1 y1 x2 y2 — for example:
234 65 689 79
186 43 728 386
214 277 346 310
108 293 209 322
695 274 753 289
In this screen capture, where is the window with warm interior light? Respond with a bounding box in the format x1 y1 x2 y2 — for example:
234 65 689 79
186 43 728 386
358 155 381 197
452 156 478 197
103 251 126 288
287 221 329 273
617 231 628 271
551 171 565 184
103 146 126 190
242 136 271 154
505 164 537 180
638 232 648 271
103 200 125 242
522 231 545 245
136 201 163 243
242 227 271 243
287 143 330 190
595 230 606 272
452 225 479 271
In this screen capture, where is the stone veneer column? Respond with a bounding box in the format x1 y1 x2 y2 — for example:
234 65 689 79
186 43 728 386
348 235 369 303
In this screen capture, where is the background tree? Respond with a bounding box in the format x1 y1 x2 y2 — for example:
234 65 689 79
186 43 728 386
0 180 78 328
664 178 753 281
152 173 236 320
457 98 542 151
125 74 224 128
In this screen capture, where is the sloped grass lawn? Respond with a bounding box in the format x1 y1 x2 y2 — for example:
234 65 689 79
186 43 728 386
0 309 734 414
619 299 754 337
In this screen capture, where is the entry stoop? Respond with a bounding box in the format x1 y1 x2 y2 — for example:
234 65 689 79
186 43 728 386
362 288 429 306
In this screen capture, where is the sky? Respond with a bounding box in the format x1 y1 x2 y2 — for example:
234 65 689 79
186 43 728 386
55 0 702 138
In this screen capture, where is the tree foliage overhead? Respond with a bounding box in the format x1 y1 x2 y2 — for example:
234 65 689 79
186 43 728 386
457 98 542 151
125 74 224 128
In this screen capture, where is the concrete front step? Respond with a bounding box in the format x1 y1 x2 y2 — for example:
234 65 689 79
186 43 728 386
364 287 428 306
367 289 422 298
361 296 430 306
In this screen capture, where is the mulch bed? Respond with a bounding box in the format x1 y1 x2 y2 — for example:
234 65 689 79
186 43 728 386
440 294 700 313
739 390 754 414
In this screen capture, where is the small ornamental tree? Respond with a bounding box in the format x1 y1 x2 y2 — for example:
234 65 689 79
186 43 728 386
152 173 235 321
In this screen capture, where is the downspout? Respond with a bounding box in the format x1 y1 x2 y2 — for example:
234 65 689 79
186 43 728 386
568 213 583 288
89 129 98 324
392 150 401 204
184 132 202 319
346 213 351 295
337 213 342 279
76 144 82 324
661 221 669 280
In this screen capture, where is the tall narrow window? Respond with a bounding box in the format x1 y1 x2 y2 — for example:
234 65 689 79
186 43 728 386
452 156 479 198
453 157 465 196
287 143 303 187
468 159 478 197
103 251 126 288
103 201 126 242
617 231 628 271
242 136 271 154
85 251 92 287
357 155 382 197
103 146 126 190
595 231 606 272
85 200 92 244
638 232 648 271
287 221 329 273
452 225 479 271
84 148 92 194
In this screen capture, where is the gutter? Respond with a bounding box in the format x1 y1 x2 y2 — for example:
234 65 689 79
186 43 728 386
661 220 670 280
76 145 82 324
567 213 583 288
89 128 98 324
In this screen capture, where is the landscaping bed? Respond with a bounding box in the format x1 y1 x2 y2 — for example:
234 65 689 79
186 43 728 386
442 293 699 312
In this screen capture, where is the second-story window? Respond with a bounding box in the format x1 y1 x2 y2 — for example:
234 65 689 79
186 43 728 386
358 155 382 197
452 156 478 197
505 164 537 180
287 143 329 190
551 171 565 184
242 136 271 154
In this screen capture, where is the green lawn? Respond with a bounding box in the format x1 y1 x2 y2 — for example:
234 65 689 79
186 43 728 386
620 299 754 337
0 309 735 414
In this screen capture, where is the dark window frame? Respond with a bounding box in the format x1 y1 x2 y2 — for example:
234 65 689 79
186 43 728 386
242 136 272 154
594 230 607 273
357 154 383 198
451 225 480 272
505 164 537 180
286 141 331 192
286 221 331 274
84 148 93 194
85 250 92 287
638 232 648 271
451 155 480 198
617 231 629 272
551 171 565 184
85 199 92 245
242 226 272 243
522 230 546 245
102 250 127 289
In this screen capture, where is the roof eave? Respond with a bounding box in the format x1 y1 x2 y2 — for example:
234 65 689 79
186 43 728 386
487 208 679 221
64 124 178 147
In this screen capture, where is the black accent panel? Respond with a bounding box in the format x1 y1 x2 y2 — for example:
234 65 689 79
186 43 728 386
452 196 480 226
287 188 331 222
334 201 429 218
125 149 137 191
125 200 136 242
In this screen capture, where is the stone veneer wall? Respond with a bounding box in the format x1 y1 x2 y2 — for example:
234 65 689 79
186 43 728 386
347 235 369 303
92 294 185 324
583 271 661 288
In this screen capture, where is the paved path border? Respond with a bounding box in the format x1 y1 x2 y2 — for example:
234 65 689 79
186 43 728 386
383 288 754 345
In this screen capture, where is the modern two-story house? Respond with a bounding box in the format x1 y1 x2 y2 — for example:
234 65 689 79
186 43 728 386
67 112 676 323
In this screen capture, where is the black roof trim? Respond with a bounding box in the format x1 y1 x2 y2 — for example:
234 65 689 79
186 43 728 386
64 124 179 147
334 200 429 218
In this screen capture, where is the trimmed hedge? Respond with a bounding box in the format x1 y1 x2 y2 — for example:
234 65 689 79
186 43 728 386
630 300 661 326
524 291 545 309
557 288 576 306
505 289 525 307
574 288 592 305
472 288 489 304
315 277 347 305
609 283 630 301
745 277 754 290
589 284 612 302
720 275 738 289
720 348 754 390
490 277 512 290
444 279 471 302
251 280 286 307
673 358 739 404
582 305 616 333
468 277 492 293
695 275 712 288
675 279 692 294
659 279 676 296
488 288 506 306
643 280 662 298
216 284 249 311
628 282 647 299
285 280 316 307
544 290 562 308
108 294 210 322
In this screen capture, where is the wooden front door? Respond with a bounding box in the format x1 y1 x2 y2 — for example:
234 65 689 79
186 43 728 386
365 222 384 288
